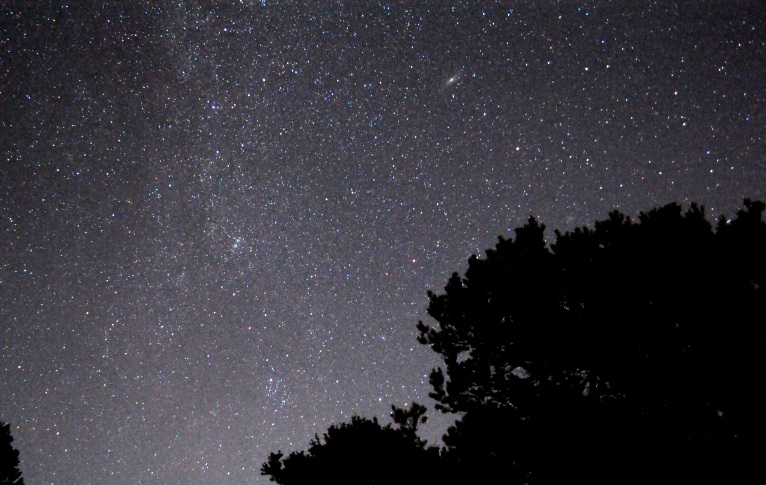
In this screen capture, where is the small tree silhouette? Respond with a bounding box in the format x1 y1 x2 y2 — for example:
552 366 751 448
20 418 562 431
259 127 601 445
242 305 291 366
261 405 441 485
0 421 24 485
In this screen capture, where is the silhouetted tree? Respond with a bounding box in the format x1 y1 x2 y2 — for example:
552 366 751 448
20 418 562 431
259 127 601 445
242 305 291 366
418 200 763 483
0 422 24 485
261 200 762 484
261 404 442 485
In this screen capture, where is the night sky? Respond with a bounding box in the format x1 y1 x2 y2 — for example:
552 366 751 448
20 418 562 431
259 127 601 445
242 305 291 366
1 2 764 483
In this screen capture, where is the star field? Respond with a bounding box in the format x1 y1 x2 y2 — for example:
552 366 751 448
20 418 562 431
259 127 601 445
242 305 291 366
2 2 765 483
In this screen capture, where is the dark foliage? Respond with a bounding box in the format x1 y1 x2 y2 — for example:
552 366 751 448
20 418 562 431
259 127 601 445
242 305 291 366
418 200 763 483
0 422 24 485
262 199 762 484
261 405 441 485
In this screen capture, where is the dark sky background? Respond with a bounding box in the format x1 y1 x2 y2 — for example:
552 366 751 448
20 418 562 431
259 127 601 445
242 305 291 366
1 1 764 483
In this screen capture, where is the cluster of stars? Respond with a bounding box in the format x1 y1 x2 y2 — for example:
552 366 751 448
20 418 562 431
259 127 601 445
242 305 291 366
1 2 764 484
